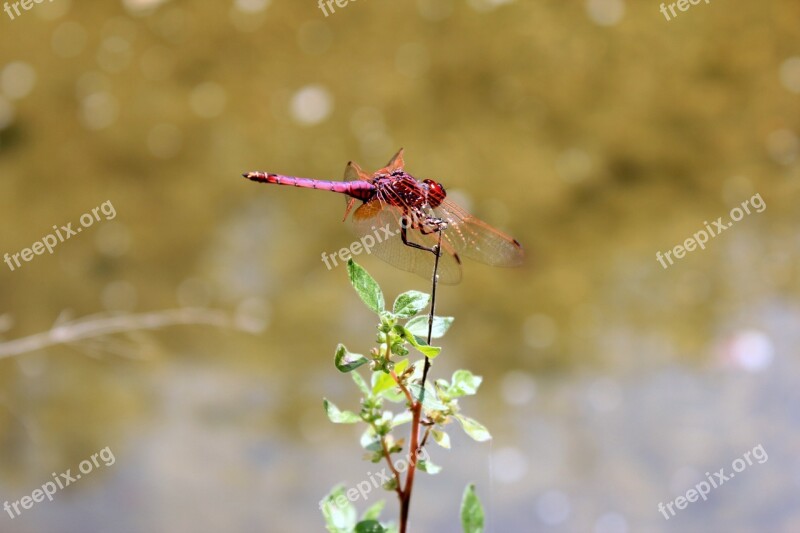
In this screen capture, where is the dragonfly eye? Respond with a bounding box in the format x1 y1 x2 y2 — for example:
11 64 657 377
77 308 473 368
422 179 446 207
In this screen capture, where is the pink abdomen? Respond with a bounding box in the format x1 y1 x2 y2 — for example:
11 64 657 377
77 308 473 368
243 172 374 201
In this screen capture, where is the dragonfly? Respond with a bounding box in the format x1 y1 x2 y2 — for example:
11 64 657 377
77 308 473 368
243 149 523 284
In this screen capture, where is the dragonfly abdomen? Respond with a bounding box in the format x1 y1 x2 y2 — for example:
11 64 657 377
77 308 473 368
243 172 375 201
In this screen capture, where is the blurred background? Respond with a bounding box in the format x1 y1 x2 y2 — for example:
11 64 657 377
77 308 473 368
0 0 798 531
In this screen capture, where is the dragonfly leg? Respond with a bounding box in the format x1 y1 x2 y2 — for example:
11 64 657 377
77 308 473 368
400 225 439 255
418 218 447 236
400 213 447 255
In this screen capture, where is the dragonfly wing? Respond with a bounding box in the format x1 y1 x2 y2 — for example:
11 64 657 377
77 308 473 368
371 148 405 176
432 199 524 267
351 199 463 284
342 161 372 220
343 161 371 182
385 148 405 171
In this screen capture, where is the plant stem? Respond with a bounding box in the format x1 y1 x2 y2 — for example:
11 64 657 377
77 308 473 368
420 230 443 392
399 229 443 533
380 436 403 499
391 369 414 405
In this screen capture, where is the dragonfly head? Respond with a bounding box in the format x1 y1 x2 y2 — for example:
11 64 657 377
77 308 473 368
422 179 446 208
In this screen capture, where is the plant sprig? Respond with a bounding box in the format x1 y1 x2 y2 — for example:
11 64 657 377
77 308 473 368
321 260 488 533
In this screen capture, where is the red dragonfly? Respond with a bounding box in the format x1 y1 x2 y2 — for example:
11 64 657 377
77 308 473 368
243 149 523 284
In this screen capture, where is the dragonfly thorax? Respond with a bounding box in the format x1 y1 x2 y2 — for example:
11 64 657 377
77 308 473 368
374 172 447 211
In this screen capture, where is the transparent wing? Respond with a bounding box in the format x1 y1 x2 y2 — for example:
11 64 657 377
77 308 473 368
341 161 372 221
350 197 463 284
432 198 524 267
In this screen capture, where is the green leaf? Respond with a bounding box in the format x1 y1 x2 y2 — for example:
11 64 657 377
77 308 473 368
389 358 409 377
320 485 357 533
431 429 451 449
391 411 413 428
379 388 406 403
323 399 361 424
408 383 448 411
335 344 370 373
389 340 409 358
392 291 430 318
372 370 397 397
348 259 385 314
460 484 485 533
351 371 371 397
449 370 482 397
371 360 408 401
396 326 441 358
355 520 386 533
417 458 442 474
455 415 492 442
361 500 386 521
360 427 383 452
405 315 454 339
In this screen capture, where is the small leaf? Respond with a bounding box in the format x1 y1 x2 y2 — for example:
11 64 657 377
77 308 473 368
391 411 413 428
405 315 454 339
371 360 408 402
409 338 440 359
335 344 370 373
320 485 357 533
393 358 409 376
396 326 441 358
408 360 424 381
382 477 399 491
392 291 431 318
348 259 385 314
352 371 371 397
372 371 397 397
361 500 386 521
360 427 383 452
417 459 442 475
431 430 451 449
449 370 482 397
390 340 409 357
355 520 386 533
379 387 406 403
455 415 492 442
323 399 361 424
408 383 448 411
460 484 485 533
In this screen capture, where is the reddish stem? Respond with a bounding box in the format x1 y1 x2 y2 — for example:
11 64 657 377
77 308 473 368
399 401 422 533
399 230 443 533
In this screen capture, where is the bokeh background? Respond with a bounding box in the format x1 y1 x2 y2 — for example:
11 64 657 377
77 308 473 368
1 0 799 531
